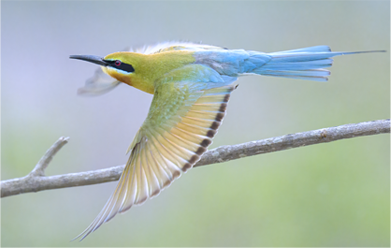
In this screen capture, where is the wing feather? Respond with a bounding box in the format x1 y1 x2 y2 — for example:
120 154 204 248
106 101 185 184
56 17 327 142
147 141 174 182
75 71 237 241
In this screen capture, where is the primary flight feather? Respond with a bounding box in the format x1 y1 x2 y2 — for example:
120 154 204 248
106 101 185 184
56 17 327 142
70 41 383 240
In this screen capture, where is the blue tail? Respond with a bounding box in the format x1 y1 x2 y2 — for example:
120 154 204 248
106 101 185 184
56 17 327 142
247 46 385 81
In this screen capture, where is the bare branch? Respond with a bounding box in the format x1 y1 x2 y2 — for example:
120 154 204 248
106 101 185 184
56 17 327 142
195 119 390 166
1 119 389 198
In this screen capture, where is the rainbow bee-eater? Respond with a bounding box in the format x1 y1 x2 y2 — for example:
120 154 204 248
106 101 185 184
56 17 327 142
70 42 383 240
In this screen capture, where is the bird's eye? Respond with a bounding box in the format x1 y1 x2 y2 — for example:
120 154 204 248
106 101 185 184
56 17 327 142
104 59 135 73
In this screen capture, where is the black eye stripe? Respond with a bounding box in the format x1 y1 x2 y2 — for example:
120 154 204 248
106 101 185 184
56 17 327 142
104 60 135 73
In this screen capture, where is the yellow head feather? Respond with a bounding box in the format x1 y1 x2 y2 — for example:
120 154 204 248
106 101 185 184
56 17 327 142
102 51 196 94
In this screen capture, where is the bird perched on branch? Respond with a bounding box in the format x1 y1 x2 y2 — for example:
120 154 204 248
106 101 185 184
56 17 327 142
70 42 383 240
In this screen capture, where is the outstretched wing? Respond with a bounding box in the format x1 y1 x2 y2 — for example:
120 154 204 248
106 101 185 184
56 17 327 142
77 66 121 96
75 65 238 240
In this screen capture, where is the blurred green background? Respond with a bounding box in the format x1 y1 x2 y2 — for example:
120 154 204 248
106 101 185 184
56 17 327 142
1 1 389 247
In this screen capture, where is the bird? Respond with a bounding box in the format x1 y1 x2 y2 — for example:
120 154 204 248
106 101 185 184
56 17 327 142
70 41 384 240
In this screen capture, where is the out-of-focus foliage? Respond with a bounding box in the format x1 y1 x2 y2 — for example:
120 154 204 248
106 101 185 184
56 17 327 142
2 1 389 247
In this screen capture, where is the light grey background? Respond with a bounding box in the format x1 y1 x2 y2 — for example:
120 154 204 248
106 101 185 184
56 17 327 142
2 1 389 246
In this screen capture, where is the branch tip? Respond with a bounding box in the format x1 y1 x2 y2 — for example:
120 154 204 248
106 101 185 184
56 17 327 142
29 136 70 177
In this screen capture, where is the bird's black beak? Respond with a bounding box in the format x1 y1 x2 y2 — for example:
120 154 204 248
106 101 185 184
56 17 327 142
69 55 108 66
